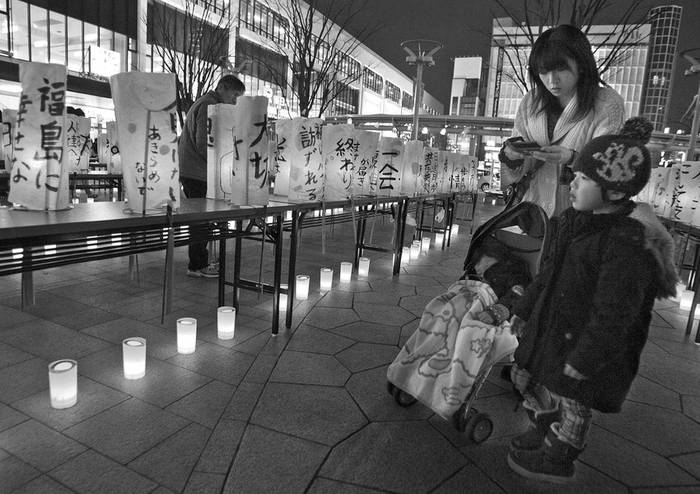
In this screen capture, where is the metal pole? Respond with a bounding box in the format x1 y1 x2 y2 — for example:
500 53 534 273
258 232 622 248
687 80 700 160
412 62 424 140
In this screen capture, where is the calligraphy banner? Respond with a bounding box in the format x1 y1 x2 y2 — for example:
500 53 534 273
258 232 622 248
351 129 379 197
322 123 355 200
669 161 700 226
206 103 235 201
1 109 16 172
110 72 179 213
288 117 323 202
400 140 424 196
272 119 293 196
452 154 477 193
8 62 70 210
376 137 404 197
420 147 440 196
232 96 269 206
65 115 91 172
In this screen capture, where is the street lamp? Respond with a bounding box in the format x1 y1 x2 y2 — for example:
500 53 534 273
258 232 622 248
681 49 700 160
401 39 443 140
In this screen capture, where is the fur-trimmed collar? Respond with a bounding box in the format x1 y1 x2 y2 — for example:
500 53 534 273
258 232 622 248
629 202 680 299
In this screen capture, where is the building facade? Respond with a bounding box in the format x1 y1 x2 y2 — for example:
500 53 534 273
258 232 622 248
0 0 442 127
449 57 482 117
640 5 683 131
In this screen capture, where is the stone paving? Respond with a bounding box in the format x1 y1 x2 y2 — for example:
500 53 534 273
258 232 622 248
1 201 700 493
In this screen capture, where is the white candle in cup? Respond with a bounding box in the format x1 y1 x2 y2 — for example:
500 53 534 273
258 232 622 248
296 275 310 300
320 267 333 291
401 246 410 264
410 243 420 260
421 237 430 253
435 232 444 247
358 257 370 277
452 224 459 236
49 359 78 409
280 284 288 311
122 338 146 379
217 307 236 340
340 262 352 283
177 317 197 354
679 290 695 311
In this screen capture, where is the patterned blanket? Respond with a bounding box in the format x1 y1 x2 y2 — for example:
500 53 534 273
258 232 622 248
387 279 519 420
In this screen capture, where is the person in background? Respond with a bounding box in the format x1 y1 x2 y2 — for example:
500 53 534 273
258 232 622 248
506 118 679 483
178 75 245 278
499 24 625 218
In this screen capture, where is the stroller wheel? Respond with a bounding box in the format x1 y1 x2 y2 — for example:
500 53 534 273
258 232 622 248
386 381 395 396
392 387 417 407
465 413 494 444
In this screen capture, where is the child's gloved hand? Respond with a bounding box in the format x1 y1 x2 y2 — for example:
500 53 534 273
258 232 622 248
476 310 496 325
509 315 526 337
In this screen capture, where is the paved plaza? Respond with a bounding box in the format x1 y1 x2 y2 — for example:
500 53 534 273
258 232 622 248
1 199 700 493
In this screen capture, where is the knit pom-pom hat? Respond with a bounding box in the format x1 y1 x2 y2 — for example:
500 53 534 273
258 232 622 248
572 117 654 197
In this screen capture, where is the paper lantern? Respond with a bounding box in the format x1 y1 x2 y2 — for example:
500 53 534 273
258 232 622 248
177 317 197 354
421 237 431 253
435 232 444 248
296 275 310 300
217 307 236 340
48 359 77 409
122 337 146 379
401 246 410 264
340 262 352 283
358 257 370 277
320 268 333 291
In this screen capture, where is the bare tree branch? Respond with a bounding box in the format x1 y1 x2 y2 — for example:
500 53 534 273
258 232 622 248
148 0 232 126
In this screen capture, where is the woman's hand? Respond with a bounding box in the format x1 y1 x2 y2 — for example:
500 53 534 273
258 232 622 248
503 144 525 161
531 145 574 166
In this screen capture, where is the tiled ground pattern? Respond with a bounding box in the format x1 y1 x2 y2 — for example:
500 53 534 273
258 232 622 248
1 201 700 493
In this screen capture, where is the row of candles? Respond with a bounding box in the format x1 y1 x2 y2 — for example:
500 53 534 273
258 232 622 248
46 227 455 409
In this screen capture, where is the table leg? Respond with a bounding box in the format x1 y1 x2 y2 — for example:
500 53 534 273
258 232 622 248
286 210 302 329
218 230 226 307
272 214 283 336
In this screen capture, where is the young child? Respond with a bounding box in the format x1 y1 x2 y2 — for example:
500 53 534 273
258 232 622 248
506 117 679 483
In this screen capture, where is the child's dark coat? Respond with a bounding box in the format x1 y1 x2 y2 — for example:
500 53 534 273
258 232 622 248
512 202 677 413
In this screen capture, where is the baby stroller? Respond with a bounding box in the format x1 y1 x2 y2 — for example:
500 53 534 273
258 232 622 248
386 201 549 444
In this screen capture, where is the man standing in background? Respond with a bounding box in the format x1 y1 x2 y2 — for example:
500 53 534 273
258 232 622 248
178 75 245 278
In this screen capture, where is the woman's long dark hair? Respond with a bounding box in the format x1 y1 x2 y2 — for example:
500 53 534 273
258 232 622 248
528 24 604 121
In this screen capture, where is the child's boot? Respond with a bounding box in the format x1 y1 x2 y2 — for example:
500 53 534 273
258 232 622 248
507 422 584 483
510 401 559 451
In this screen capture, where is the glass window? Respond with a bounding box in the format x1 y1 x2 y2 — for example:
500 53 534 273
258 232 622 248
114 32 127 71
99 26 113 51
48 10 65 65
29 4 47 62
66 16 82 72
84 21 97 52
11 0 29 60
0 0 9 54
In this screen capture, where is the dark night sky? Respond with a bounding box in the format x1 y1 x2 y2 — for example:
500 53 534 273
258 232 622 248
339 0 700 129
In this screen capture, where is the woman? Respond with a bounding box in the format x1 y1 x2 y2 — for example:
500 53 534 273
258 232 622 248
500 24 625 217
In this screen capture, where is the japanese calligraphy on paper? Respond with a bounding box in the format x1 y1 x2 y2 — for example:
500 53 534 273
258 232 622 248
288 118 323 202
65 115 91 172
206 103 235 201
110 72 179 212
8 62 70 210
322 124 356 200
231 96 269 206
376 137 404 197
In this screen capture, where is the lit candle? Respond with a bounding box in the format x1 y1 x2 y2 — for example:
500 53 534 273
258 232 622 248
421 237 430 253
296 275 310 300
435 232 444 247
401 246 410 264
452 224 460 236
340 262 352 282
177 317 197 354
358 257 370 277
122 337 146 379
280 284 288 311
48 359 78 409
217 307 236 340
679 290 695 311
320 267 333 291
410 243 420 261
